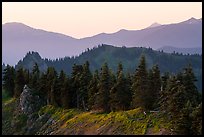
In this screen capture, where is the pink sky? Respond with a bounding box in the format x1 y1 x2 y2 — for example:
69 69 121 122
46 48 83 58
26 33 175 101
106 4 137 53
2 2 202 39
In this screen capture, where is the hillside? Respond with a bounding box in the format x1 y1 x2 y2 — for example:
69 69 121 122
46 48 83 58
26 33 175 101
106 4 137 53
2 17 202 65
2 97 172 135
15 44 202 91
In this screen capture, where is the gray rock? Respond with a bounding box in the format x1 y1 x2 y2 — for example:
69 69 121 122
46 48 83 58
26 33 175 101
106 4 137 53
19 85 45 115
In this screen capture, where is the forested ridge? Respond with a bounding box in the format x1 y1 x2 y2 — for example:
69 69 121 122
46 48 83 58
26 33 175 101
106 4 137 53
15 44 202 92
3 54 202 135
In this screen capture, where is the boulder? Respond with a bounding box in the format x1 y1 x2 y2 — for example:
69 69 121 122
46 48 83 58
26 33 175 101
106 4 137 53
19 85 45 116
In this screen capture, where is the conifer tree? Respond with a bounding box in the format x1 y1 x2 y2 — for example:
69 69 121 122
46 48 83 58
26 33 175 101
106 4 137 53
146 68 154 109
159 72 200 135
131 55 148 110
61 76 71 109
161 72 170 92
38 72 48 102
88 70 99 110
78 61 92 110
46 67 57 105
94 62 111 112
147 64 161 110
56 70 67 107
14 68 26 97
175 101 193 135
2 65 15 97
29 63 40 94
50 77 59 106
182 64 201 106
70 64 83 108
56 70 69 108
109 63 131 111
191 103 202 135
126 72 133 99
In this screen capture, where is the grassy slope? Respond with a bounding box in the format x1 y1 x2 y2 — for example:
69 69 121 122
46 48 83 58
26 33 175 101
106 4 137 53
2 95 172 135
37 106 172 135
2 89 28 135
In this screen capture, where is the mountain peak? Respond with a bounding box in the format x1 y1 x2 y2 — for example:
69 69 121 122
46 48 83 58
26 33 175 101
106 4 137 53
16 51 48 72
181 17 201 24
147 22 161 28
3 22 33 29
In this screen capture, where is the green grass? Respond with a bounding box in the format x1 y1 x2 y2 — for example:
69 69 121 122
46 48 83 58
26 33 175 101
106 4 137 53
2 98 172 135
37 106 171 135
2 96 17 135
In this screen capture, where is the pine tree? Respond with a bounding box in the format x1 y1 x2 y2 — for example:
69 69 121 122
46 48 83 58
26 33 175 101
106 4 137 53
29 63 40 94
175 100 193 135
147 64 161 110
46 67 58 105
182 64 201 106
159 72 170 112
131 55 148 110
190 103 202 135
109 63 131 111
161 72 170 92
159 72 199 135
116 62 123 77
70 64 83 108
126 72 133 100
50 77 59 106
94 62 111 112
2 65 15 97
78 61 92 110
61 76 71 109
146 68 154 109
38 72 48 102
56 70 69 107
56 70 67 107
14 68 26 97
159 75 182 113
88 70 99 110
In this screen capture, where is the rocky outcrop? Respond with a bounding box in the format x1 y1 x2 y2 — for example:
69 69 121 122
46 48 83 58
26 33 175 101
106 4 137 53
20 85 44 115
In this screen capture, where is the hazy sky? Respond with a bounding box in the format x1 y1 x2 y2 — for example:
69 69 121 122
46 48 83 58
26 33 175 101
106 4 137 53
2 2 202 39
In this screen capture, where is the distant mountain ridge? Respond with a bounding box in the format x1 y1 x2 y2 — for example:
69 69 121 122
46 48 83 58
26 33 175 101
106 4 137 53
2 17 202 65
157 46 202 55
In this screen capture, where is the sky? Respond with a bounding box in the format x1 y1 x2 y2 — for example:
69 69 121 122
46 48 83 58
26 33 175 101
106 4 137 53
2 2 202 39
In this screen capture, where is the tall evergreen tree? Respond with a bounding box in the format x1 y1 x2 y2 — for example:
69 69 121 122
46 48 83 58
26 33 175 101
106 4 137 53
109 63 131 111
78 61 92 110
190 103 202 135
159 69 201 135
88 70 99 110
29 63 40 94
161 72 170 92
14 68 26 97
94 62 111 112
182 64 201 106
70 64 83 108
50 77 59 106
46 67 58 105
175 100 193 135
2 65 15 97
131 55 149 110
38 72 48 102
56 70 67 107
61 76 71 109
147 64 161 110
